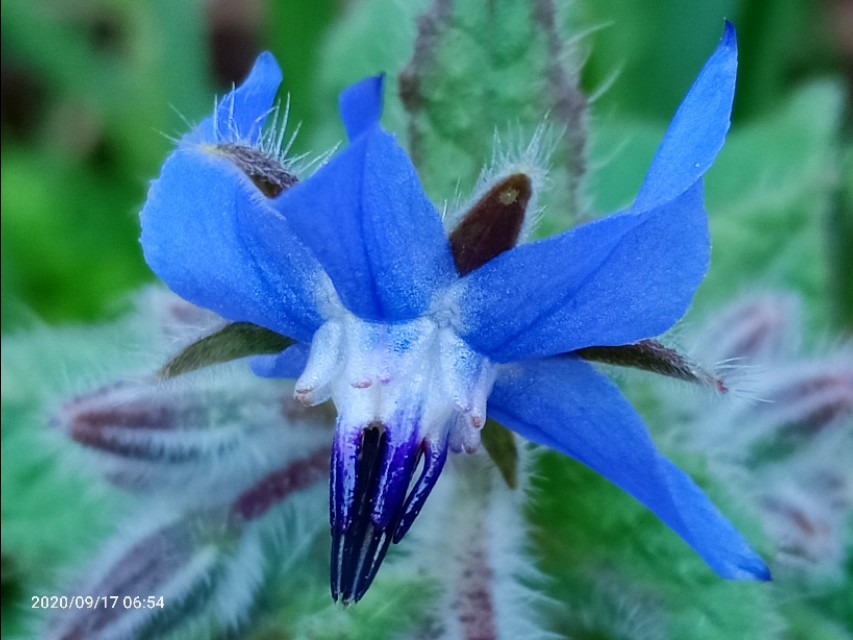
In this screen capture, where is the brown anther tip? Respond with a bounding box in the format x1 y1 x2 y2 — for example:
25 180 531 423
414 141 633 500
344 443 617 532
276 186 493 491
351 380 373 389
450 173 532 276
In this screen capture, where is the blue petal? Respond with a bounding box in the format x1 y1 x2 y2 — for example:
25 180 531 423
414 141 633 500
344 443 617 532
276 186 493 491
488 356 770 581
457 182 708 362
188 51 283 145
251 343 310 378
140 148 324 343
339 75 385 141
634 22 737 212
273 128 455 321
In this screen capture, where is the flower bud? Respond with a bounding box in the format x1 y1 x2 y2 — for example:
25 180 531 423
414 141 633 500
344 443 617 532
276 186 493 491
134 286 222 342
744 359 853 455
46 512 261 640
230 446 330 522
757 477 848 575
760 363 853 434
694 292 800 364
52 373 332 497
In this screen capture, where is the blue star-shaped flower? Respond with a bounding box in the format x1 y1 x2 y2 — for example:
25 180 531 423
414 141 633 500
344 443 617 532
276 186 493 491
140 21 769 604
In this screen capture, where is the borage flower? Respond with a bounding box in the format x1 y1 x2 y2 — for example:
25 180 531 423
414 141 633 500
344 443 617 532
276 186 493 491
140 21 769 604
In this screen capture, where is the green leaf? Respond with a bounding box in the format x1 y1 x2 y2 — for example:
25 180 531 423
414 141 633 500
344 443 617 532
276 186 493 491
530 451 776 640
828 145 853 331
586 80 845 319
480 418 519 489
701 80 844 315
159 322 294 379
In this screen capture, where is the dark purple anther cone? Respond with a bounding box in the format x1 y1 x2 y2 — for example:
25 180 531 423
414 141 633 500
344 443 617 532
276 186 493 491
330 415 444 604
393 435 448 543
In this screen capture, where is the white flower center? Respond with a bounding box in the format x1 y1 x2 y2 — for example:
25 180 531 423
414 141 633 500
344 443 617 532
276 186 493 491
295 312 495 453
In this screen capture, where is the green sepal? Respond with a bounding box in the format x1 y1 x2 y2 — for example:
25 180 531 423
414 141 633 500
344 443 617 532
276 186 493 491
576 339 725 393
481 418 519 489
158 322 294 379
